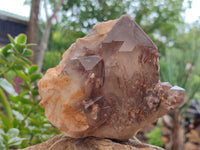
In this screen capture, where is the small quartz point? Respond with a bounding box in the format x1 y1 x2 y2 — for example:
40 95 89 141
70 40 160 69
78 56 102 71
170 86 185 91
38 15 185 141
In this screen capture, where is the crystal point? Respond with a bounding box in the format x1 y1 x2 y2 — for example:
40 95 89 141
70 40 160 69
78 56 102 71
38 15 185 141
170 86 185 91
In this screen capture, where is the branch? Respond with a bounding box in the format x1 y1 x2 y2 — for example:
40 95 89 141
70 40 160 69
0 87 13 120
44 0 49 19
49 0 64 20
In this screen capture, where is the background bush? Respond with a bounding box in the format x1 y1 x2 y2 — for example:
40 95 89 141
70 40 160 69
0 34 59 149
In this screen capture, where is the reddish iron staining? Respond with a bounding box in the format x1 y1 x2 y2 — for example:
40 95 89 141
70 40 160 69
138 54 143 64
139 111 144 118
161 96 165 102
92 103 98 108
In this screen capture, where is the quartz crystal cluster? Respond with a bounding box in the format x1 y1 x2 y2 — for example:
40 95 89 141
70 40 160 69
38 15 185 140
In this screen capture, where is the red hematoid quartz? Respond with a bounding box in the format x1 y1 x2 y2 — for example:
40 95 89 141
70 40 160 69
38 15 185 140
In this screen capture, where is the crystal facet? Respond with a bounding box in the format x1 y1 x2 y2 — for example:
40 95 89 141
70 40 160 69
78 56 102 71
38 15 185 140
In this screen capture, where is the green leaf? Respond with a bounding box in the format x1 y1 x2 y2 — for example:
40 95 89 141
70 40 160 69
12 118 19 128
7 34 15 44
20 84 30 90
0 129 5 134
13 56 26 70
0 135 5 149
0 58 8 65
1 44 12 57
9 95 33 105
16 34 27 44
8 95 17 103
4 74 15 86
14 43 25 53
29 118 43 126
1 134 9 143
5 70 16 79
0 113 13 130
12 110 24 121
19 91 29 96
31 90 39 96
0 54 8 63
28 65 38 75
0 78 17 96
8 137 26 147
15 71 30 82
147 127 163 147
7 128 19 138
23 49 33 56
19 56 32 65
0 88 13 120
0 140 5 149
30 74 42 82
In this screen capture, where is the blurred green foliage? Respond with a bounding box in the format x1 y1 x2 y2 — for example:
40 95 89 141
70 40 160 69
160 22 200 104
60 0 186 55
0 34 59 149
42 0 189 74
147 127 164 147
0 128 25 149
42 24 85 73
42 51 62 73
48 25 86 52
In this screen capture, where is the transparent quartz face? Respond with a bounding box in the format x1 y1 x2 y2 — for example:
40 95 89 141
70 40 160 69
78 56 102 71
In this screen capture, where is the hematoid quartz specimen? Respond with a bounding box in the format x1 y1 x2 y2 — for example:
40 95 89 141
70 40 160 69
38 15 185 141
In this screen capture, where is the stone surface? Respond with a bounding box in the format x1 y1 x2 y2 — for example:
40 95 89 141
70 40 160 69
38 15 185 140
23 135 164 150
184 142 200 150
